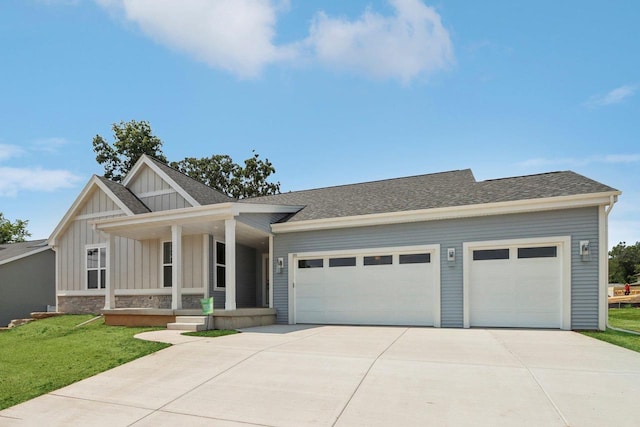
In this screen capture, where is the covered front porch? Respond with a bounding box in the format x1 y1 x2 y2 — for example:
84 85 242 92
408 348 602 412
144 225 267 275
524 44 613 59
92 202 298 328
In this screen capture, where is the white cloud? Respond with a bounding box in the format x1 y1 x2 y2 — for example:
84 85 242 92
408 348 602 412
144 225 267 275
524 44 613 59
0 144 25 162
97 0 296 79
0 167 82 197
306 0 454 83
32 137 70 153
585 85 637 108
519 154 640 168
95 0 453 83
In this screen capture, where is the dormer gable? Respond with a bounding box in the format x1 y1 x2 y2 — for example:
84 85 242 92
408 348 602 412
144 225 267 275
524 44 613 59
48 175 148 246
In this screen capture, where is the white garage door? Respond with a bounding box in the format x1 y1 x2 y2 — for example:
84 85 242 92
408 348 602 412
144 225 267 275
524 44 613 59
469 244 562 328
294 247 439 326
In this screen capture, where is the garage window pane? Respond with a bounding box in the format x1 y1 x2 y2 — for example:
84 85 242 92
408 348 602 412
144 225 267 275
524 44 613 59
473 249 509 260
298 259 323 268
518 246 557 258
329 257 356 267
399 253 431 264
364 255 392 266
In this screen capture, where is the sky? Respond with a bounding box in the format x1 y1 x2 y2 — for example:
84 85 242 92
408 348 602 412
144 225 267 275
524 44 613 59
0 0 638 248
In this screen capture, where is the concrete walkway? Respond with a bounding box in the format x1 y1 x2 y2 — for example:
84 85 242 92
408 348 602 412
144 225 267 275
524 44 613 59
2 326 640 426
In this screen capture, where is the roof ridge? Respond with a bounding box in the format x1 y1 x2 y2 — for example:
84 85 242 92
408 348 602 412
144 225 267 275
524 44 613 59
246 169 474 199
480 170 569 183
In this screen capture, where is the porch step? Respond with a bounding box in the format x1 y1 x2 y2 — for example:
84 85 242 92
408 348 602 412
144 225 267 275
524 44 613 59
166 315 209 331
174 316 208 324
167 322 206 332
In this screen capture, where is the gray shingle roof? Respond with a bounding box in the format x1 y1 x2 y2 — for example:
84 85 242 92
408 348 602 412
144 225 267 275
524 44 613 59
0 239 49 263
242 169 618 222
146 157 235 205
97 176 151 215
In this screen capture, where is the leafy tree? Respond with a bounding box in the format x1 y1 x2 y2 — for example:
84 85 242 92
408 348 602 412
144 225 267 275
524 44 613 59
94 120 280 198
93 120 167 182
609 241 640 284
0 213 31 244
170 151 280 199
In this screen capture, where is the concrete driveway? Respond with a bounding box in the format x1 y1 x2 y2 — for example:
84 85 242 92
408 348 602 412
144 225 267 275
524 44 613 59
2 326 640 426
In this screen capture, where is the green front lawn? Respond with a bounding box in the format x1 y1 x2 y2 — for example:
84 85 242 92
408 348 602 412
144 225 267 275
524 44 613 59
581 307 640 353
607 306 640 332
0 315 169 410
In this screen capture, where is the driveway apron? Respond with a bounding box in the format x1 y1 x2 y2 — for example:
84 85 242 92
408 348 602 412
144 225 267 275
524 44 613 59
2 326 640 426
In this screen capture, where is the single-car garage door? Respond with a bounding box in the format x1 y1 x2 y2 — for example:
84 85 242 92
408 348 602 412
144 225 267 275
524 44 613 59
293 246 440 326
466 239 568 328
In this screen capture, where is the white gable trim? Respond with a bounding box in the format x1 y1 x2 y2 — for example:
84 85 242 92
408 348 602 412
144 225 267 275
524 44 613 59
271 191 620 233
122 155 200 207
0 245 51 266
48 176 135 246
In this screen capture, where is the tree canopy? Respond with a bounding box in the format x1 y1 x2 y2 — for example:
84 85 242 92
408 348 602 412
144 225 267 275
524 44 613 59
93 120 280 198
0 213 31 244
609 241 640 284
92 120 167 183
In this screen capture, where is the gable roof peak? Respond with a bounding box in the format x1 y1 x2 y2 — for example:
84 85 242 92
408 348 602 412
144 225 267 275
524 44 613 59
125 154 236 206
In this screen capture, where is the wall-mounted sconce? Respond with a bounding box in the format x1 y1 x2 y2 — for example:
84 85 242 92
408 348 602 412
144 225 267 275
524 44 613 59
276 257 284 273
447 248 455 262
580 240 590 260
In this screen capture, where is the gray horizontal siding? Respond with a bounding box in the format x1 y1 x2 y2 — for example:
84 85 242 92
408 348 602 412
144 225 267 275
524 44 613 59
0 250 55 326
272 207 600 329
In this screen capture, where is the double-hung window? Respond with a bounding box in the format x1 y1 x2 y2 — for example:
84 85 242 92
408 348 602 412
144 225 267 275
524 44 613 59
215 241 226 289
163 241 172 287
86 245 106 289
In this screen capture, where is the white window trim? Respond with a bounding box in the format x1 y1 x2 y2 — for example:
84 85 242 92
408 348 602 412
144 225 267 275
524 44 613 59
214 239 226 291
85 243 107 290
162 240 172 288
462 236 571 330
288 244 441 327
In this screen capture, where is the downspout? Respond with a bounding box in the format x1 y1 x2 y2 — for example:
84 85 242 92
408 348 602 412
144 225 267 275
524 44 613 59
605 194 617 330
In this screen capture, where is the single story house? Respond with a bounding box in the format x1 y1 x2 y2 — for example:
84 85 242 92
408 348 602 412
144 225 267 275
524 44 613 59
49 155 620 330
0 239 55 327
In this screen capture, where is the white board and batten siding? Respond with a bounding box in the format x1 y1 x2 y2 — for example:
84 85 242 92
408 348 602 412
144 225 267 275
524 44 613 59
272 207 601 329
57 186 206 293
128 166 192 212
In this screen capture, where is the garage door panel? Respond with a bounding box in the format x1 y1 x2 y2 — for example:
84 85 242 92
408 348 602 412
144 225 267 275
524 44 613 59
469 242 562 329
295 249 436 326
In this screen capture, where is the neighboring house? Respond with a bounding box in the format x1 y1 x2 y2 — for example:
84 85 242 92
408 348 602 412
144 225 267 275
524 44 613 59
0 239 55 327
49 155 620 330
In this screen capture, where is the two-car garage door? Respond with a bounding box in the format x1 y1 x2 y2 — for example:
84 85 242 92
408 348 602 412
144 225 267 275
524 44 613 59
293 246 439 326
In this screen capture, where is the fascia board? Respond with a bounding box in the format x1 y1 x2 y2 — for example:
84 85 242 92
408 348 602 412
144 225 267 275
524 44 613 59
49 175 133 245
93 202 237 231
94 202 304 233
271 191 621 234
0 246 51 266
123 155 200 207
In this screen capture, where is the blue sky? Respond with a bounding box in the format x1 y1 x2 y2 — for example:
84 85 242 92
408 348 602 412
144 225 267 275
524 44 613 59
1 0 638 247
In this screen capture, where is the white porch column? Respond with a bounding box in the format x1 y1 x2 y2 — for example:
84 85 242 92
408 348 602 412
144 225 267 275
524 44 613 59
104 233 116 310
225 219 237 310
171 224 183 310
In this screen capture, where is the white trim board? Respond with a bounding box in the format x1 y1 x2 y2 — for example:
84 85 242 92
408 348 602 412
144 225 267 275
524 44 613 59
272 192 619 234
